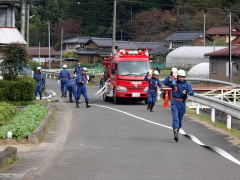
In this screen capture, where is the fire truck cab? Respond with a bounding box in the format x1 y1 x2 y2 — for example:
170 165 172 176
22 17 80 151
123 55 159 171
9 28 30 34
102 49 151 104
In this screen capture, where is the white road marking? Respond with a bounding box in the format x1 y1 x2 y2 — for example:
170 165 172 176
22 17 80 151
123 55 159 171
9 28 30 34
93 104 240 166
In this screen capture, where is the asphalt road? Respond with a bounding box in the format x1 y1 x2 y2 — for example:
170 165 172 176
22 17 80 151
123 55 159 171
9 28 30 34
23 79 240 179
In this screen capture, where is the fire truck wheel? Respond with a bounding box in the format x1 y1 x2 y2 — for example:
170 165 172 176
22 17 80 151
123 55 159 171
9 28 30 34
113 92 119 104
103 94 110 102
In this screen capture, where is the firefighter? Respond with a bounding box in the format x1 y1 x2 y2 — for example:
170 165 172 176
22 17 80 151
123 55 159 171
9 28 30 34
144 70 162 112
67 77 77 102
34 67 45 100
75 67 91 108
74 62 82 75
163 69 194 142
58 64 71 97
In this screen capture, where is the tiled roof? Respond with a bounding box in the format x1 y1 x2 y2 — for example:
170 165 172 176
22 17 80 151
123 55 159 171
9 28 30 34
0 0 21 6
132 42 168 54
63 37 92 44
165 31 202 41
205 45 240 57
28 47 59 57
206 26 240 35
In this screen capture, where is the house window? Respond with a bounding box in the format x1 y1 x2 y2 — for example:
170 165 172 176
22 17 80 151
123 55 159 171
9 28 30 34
88 55 94 63
232 62 238 75
210 60 217 74
0 8 7 27
68 44 74 49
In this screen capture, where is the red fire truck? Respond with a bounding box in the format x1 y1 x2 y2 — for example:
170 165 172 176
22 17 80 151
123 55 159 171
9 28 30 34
102 49 151 104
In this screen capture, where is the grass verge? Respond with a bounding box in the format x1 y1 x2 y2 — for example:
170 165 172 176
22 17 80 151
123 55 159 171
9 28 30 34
186 108 240 140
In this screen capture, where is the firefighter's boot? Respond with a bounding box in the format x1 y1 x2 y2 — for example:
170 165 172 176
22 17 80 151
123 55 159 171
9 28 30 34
86 101 91 108
173 128 179 142
147 104 151 110
69 94 73 102
76 101 80 108
150 104 154 112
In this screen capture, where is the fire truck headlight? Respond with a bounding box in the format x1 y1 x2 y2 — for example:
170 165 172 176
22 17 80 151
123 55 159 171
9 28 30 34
117 86 127 92
144 87 148 92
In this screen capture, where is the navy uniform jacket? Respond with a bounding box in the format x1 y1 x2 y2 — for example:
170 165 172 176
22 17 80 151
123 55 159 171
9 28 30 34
144 75 162 91
163 76 194 99
75 73 87 85
59 69 70 80
34 72 45 85
74 66 82 75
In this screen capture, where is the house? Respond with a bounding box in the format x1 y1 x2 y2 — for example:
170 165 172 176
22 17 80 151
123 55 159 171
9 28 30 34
0 0 26 45
205 46 240 84
206 26 240 45
165 31 212 49
132 42 168 61
63 37 92 52
28 47 59 63
166 46 226 68
63 36 168 64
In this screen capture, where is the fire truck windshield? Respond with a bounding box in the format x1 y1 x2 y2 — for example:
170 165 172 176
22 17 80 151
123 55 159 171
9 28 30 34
118 61 150 76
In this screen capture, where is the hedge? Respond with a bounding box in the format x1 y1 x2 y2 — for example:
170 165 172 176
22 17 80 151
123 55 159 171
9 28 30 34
0 76 36 101
0 104 48 139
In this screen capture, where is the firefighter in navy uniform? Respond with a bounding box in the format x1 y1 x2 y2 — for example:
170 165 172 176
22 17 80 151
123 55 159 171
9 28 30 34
67 77 77 102
144 70 162 112
163 69 194 142
75 67 91 108
74 62 82 75
33 67 45 100
58 64 71 97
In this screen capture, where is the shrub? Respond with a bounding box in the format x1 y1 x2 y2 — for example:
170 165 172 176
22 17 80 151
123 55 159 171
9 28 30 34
0 44 30 80
0 103 17 126
28 61 41 72
0 104 48 139
0 76 36 101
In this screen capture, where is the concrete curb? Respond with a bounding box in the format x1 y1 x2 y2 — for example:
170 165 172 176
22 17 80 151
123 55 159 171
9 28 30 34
28 105 57 144
0 147 17 169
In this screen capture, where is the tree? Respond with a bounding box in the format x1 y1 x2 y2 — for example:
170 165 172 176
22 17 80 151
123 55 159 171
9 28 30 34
0 44 30 80
129 9 178 41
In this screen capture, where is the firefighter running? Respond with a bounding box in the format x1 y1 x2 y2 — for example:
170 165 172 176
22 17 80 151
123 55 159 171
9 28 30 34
144 70 162 112
75 67 91 108
163 68 194 142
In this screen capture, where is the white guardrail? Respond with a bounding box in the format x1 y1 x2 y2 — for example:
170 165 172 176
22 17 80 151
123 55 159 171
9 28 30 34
187 94 240 129
186 78 240 129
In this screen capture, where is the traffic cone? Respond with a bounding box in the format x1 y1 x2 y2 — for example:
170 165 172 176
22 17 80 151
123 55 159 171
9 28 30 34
163 91 170 108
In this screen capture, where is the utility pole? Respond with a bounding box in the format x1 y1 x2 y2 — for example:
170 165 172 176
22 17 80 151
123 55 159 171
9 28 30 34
38 41 41 62
21 0 27 38
27 3 29 45
60 29 64 68
229 12 232 82
112 0 117 53
121 29 123 41
203 12 206 46
48 22 51 70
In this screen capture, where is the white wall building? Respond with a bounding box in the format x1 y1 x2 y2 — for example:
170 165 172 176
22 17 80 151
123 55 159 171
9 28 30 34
166 46 226 68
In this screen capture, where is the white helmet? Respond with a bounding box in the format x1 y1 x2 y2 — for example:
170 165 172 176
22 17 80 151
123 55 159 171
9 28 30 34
177 69 186 77
63 64 67 69
37 67 41 70
171 67 178 73
153 70 159 76
83 67 88 71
